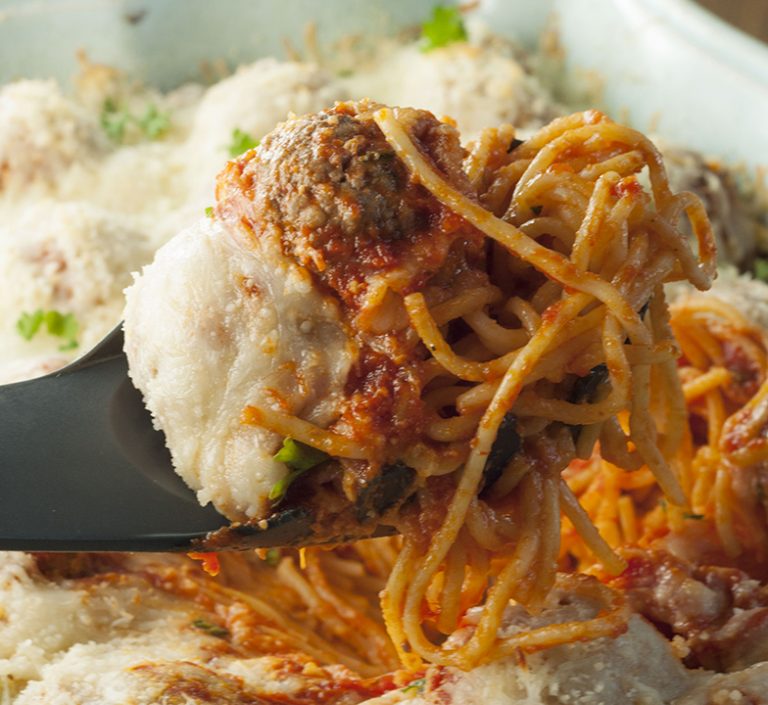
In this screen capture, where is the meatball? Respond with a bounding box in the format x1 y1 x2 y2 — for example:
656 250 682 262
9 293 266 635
0 201 152 365
215 100 480 316
0 80 102 197
342 41 562 140
126 102 483 524
187 59 347 200
661 144 761 268
215 101 485 464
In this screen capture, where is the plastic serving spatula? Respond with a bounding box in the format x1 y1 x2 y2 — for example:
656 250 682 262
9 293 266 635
0 326 410 552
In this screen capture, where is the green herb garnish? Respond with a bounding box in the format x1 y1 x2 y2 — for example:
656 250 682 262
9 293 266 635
531 205 543 216
57 339 79 352
205 206 214 218
137 104 170 139
100 99 170 143
16 310 44 341
755 257 768 282
43 310 76 339
16 309 78 351
269 438 329 503
191 618 229 638
420 5 467 52
683 512 705 520
264 548 281 566
268 471 301 503
401 678 426 694
275 438 329 472
100 98 130 143
228 128 260 157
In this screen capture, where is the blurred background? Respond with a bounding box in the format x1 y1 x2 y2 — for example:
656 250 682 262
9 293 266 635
699 0 768 42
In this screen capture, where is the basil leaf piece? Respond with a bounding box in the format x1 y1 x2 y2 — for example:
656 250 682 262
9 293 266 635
482 413 520 491
191 618 229 638
420 5 467 52
228 128 260 157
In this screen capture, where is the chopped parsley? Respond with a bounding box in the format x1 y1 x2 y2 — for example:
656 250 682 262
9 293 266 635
264 548 281 566
16 309 78 351
401 678 426 694
100 99 170 143
420 5 467 52
100 98 130 142
191 618 229 638
755 257 768 282
531 204 543 216
16 310 44 341
228 128 260 157
683 512 705 520
269 438 329 503
136 104 170 139
205 206 214 218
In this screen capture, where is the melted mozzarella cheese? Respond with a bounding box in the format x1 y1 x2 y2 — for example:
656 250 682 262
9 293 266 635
124 217 354 519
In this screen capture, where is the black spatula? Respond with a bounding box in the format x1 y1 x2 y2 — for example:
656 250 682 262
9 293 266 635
0 325 414 552
0 326 230 551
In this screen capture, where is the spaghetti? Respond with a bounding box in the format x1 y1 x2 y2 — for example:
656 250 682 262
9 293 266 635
222 103 716 669
373 107 713 668
562 294 768 575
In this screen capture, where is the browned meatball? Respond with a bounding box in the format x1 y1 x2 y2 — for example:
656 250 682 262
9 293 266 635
216 100 480 311
212 101 489 491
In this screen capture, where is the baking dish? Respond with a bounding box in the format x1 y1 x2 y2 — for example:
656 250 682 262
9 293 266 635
1 0 766 175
